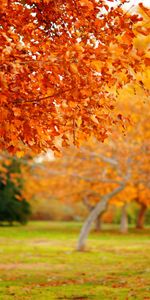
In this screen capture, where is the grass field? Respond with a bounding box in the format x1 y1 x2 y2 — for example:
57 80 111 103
0 222 150 300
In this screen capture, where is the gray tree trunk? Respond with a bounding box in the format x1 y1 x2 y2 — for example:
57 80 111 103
136 203 147 229
95 214 102 231
120 202 128 233
77 185 125 251
82 195 103 231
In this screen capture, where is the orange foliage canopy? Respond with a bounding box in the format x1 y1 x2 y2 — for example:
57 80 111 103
0 0 149 153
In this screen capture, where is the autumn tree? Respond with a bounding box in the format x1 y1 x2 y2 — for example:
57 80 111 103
24 84 150 249
0 0 149 154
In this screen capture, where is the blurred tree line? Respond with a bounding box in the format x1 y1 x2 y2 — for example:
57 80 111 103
0 151 149 230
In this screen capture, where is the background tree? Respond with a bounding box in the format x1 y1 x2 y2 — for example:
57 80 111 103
22 80 150 249
0 155 31 225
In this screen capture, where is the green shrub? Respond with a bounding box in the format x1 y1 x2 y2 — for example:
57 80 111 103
0 157 31 225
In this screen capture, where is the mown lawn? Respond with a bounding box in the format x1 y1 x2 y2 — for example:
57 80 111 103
0 221 150 300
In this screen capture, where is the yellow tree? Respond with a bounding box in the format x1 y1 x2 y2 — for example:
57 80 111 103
22 78 150 248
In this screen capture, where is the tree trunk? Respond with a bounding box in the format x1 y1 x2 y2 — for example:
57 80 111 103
136 203 147 229
82 195 103 231
77 185 125 251
120 203 128 233
95 214 102 231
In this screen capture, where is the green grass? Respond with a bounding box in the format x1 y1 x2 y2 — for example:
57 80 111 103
0 222 150 300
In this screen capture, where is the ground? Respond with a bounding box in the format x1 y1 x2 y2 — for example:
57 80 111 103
0 222 150 300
